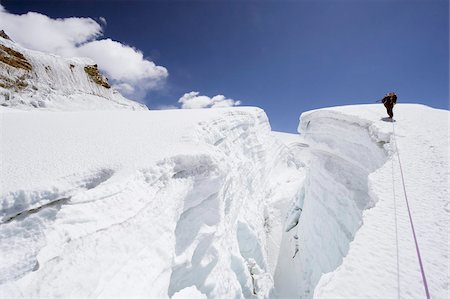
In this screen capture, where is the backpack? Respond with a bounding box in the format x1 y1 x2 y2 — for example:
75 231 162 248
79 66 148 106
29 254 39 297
382 94 397 105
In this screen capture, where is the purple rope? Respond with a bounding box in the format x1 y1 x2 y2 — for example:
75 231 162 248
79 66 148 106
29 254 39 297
392 122 430 299
391 154 401 298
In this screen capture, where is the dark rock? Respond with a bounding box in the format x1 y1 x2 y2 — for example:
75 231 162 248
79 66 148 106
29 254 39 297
0 30 12 41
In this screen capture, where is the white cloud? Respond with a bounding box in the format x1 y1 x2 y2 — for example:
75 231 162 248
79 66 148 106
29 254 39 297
178 92 241 109
75 39 168 98
0 7 102 54
155 104 179 110
0 5 168 99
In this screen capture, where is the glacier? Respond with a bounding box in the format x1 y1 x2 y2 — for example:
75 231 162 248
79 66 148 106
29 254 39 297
1 104 448 298
0 34 448 298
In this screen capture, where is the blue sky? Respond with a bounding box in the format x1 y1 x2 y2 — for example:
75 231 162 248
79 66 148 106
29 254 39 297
3 0 449 132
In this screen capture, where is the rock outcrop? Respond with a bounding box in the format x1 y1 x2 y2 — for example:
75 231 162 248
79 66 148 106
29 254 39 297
84 64 111 89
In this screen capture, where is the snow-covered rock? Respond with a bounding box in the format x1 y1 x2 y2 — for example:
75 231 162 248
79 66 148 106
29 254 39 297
0 34 145 111
0 103 447 299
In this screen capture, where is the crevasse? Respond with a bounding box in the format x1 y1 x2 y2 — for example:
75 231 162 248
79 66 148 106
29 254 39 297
273 110 391 298
0 107 393 298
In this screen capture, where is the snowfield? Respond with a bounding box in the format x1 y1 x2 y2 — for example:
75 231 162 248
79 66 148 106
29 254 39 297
1 107 300 298
0 104 448 298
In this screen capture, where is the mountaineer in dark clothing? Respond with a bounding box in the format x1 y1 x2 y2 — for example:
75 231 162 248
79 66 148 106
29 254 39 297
381 92 397 118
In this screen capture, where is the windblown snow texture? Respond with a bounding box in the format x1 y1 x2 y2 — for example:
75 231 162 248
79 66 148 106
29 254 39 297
0 103 448 298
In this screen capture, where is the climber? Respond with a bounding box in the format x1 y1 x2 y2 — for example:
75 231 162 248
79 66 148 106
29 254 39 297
380 92 397 119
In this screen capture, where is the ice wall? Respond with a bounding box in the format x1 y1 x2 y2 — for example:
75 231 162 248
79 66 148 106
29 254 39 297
167 109 306 298
273 110 390 298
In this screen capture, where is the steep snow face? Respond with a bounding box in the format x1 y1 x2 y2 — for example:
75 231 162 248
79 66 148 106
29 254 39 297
274 107 390 298
275 104 449 299
0 107 303 298
0 36 145 111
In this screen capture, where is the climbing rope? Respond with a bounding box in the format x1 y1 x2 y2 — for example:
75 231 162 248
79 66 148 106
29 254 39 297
391 151 401 299
392 122 430 299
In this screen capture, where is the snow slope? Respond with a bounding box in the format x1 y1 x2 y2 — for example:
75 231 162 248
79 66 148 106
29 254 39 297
0 103 448 298
0 107 303 298
0 36 145 111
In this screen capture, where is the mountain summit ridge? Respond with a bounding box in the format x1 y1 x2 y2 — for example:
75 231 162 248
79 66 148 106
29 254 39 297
0 31 146 111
